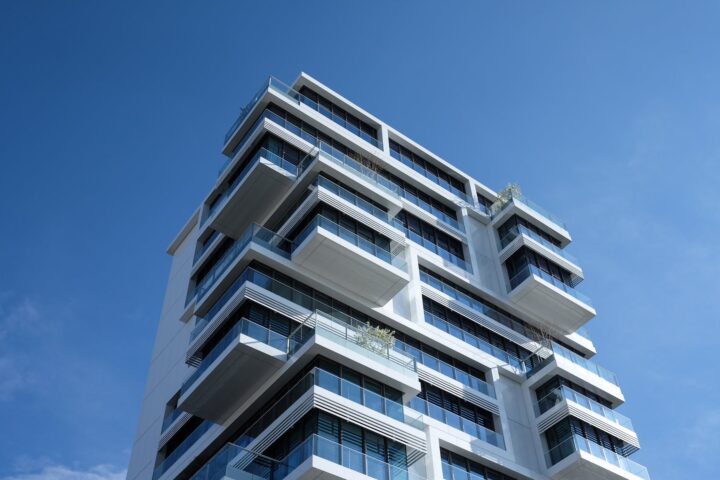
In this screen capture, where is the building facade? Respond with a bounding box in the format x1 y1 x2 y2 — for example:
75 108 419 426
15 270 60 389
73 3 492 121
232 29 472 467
127 73 648 480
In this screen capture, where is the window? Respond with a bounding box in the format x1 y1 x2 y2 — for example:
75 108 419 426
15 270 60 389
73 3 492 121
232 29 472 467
389 140 466 197
440 448 519 480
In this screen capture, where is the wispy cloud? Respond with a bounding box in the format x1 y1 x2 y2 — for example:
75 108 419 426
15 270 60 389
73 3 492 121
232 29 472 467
0 465 126 480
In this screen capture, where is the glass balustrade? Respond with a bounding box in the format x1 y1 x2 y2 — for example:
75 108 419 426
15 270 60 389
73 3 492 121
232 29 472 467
499 225 579 265
189 442 277 480
408 397 504 449
394 338 495 399
550 343 618 385
181 318 298 396
160 408 187 433
424 312 528 373
207 147 300 221
509 264 593 307
193 225 292 303
235 368 422 450
270 434 423 480
315 176 389 222
152 420 213 480
545 434 649 479
534 385 633 430
491 195 567 230
389 149 469 202
391 220 471 272
294 214 406 270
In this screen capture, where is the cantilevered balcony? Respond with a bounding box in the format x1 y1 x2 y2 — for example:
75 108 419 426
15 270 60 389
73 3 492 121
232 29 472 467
499 224 582 276
291 215 409 305
491 192 571 246
545 434 649 480
507 263 595 335
206 147 301 238
177 317 301 423
526 343 624 406
190 435 426 480
535 385 639 451
407 397 505 450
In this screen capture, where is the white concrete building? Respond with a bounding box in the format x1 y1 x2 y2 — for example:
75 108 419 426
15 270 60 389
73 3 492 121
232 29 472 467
127 73 647 480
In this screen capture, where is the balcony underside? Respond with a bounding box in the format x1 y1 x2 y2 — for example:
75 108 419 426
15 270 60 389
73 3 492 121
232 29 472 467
292 228 409 306
178 336 286 424
508 275 595 335
548 451 646 480
210 159 296 239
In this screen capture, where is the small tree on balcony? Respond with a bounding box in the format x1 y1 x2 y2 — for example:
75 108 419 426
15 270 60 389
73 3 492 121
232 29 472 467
356 324 396 356
490 183 522 215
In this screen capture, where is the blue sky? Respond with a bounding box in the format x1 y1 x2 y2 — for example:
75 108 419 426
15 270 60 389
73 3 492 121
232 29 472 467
1 1 718 479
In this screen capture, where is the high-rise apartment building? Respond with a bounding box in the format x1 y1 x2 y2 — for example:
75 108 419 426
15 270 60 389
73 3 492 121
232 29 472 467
127 73 647 480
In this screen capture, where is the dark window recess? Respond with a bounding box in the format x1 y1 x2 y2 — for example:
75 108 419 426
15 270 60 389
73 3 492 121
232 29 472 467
389 139 466 195
288 203 392 253
423 297 535 368
378 169 458 221
441 448 520 480
545 418 636 466
393 211 464 260
498 215 562 247
418 382 494 429
505 247 579 287
227 133 304 188
299 86 379 142
476 193 493 211
535 376 612 408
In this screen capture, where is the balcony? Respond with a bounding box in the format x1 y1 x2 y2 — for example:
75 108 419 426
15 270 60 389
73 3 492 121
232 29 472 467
206 148 301 238
391 219 472 273
224 77 381 155
507 264 595 334
499 224 582 275
291 215 409 305
233 368 424 459
526 343 624 406
192 435 426 480
193 225 291 309
535 386 639 450
178 318 302 423
407 397 505 450
545 434 649 480
491 193 571 246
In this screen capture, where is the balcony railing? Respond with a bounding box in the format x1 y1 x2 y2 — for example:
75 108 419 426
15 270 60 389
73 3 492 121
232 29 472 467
236 368 422 450
181 318 301 396
528 343 618 386
152 420 213 480
315 175 389 223
499 224 579 265
408 397 504 449
189 442 279 480
509 264 593 307
419 269 590 343
208 147 301 221
160 408 186 433
261 434 422 480
491 194 567 230
424 312 528 373
294 214 406 270
390 149 469 202
535 385 633 430
224 76 381 149
193 224 291 303
391 219 471 273
545 434 649 479
395 338 495 399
